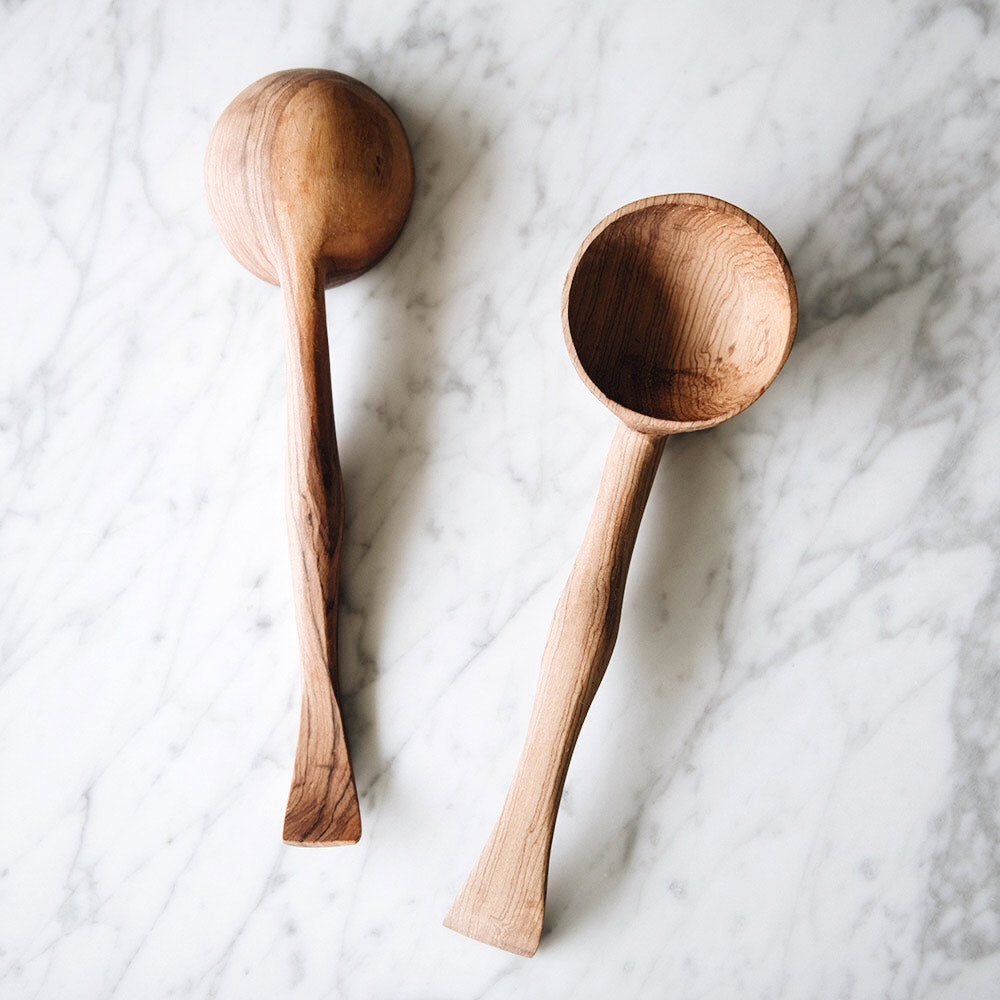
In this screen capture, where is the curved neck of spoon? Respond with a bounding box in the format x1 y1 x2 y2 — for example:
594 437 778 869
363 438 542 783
280 257 335 500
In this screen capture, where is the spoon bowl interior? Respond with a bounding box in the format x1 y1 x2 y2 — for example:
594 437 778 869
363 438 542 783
563 193 797 434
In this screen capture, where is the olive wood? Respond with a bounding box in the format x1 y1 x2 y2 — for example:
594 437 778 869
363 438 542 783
445 194 797 954
204 69 414 845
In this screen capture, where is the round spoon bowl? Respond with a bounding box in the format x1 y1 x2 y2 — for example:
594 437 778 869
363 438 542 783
204 69 414 287
563 193 797 435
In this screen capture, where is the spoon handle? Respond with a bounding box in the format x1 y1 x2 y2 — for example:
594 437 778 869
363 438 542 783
279 259 361 846
445 423 665 955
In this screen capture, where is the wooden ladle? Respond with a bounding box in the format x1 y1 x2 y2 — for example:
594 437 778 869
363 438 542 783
444 194 797 954
204 70 414 845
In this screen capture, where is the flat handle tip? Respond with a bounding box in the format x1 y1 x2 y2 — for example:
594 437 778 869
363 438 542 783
443 897 541 958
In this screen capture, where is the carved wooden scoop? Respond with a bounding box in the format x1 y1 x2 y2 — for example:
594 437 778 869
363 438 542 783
445 194 797 954
204 70 414 845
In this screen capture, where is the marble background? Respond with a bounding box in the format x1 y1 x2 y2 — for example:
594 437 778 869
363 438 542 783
2 0 999 996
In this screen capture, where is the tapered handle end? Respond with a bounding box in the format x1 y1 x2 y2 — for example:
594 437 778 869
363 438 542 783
443 874 543 958
443 812 551 957
283 767 361 846
282 686 361 846
282 792 360 846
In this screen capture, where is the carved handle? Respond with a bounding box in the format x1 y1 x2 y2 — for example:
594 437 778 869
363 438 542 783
279 258 360 846
445 423 666 954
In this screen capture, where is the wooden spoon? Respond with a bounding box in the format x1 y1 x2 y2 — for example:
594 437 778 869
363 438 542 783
204 70 414 845
444 193 797 954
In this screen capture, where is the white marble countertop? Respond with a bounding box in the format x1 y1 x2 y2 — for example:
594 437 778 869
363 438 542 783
3 0 999 996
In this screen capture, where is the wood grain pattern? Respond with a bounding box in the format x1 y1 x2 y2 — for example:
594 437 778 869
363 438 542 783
444 425 664 956
446 194 796 954
564 193 797 436
204 70 414 845
279 258 358 845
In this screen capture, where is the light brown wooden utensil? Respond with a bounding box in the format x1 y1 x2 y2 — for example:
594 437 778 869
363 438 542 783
444 193 797 954
204 69 414 846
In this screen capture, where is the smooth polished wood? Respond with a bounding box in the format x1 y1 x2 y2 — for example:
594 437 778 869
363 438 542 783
204 69 414 845
565 193 797 435
445 424 665 956
445 194 796 954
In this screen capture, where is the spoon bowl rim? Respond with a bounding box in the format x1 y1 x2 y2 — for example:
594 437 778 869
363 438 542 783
561 192 798 436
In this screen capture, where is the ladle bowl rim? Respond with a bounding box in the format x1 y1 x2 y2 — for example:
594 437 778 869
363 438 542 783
561 192 798 437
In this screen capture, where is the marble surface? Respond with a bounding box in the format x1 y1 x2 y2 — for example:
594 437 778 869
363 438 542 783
2 0 999 996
